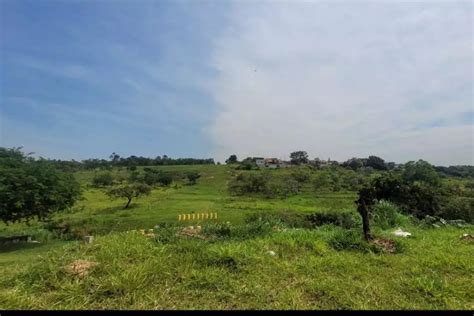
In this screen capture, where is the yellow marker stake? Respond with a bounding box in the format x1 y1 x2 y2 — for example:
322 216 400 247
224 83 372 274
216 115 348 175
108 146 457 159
215 213 218 219
205 213 209 219
178 214 182 221
188 214 191 220
201 213 205 220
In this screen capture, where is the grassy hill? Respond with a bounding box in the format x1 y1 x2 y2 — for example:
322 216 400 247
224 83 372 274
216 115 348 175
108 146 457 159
0 165 473 309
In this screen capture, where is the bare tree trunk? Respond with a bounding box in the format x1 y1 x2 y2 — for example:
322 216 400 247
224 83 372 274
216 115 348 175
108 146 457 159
125 198 132 209
358 199 372 241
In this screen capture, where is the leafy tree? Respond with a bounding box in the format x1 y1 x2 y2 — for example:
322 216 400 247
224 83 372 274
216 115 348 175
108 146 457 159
0 147 82 224
402 160 440 186
343 158 364 171
109 152 121 164
366 155 387 170
92 172 114 187
157 172 173 186
228 172 271 195
290 151 309 165
225 154 238 164
186 171 201 185
106 183 151 209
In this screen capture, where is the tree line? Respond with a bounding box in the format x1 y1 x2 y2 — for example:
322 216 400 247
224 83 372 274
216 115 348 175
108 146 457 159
31 152 215 172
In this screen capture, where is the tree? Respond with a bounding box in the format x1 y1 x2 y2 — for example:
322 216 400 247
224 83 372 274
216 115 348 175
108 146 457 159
343 158 363 171
92 172 114 187
0 147 82 224
366 155 387 170
109 152 121 164
106 183 151 209
355 173 404 241
186 171 201 185
225 154 238 164
290 151 309 165
402 160 440 186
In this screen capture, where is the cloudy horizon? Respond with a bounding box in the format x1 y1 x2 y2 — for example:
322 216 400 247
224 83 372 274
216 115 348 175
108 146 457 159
1 0 473 165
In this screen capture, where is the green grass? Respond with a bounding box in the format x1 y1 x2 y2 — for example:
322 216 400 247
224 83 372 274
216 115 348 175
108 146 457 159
0 165 472 309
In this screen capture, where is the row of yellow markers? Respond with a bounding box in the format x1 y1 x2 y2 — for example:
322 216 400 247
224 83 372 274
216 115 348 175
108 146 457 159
178 213 218 221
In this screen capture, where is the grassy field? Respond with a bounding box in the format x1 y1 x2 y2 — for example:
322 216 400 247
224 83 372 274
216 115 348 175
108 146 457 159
0 165 472 310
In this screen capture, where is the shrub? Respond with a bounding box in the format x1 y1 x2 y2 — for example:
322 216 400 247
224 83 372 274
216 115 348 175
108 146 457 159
290 169 311 183
228 172 271 196
185 171 201 185
306 211 356 229
371 200 404 229
328 229 375 252
438 197 474 223
92 172 114 187
157 172 173 186
202 221 276 240
245 210 310 228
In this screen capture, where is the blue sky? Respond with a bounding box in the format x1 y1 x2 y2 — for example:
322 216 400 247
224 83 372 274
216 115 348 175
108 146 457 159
1 0 473 165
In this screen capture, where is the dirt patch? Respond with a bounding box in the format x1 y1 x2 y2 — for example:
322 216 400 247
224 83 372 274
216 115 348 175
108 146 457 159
64 259 98 278
371 238 397 254
460 234 474 242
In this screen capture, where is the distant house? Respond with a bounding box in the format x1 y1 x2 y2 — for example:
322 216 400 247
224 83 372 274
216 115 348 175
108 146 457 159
255 158 265 168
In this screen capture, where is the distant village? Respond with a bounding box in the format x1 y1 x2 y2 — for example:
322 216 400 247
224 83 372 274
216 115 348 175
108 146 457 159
254 157 337 169
227 153 403 171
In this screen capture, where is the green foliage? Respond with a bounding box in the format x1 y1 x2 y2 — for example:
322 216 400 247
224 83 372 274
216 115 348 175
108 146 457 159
92 172 114 187
290 169 311 183
438 197 474 223
228 172 271 196
185 171 201 185
245 210 310 228
370 200 405 229
290 151 309 165
306 211 356 229
327 229 374 252
366 155 387 170
402 160 441 187
0 147 82 224
138 169 173 187
106 183 151 208
312 172 332 191
202 221 276 240
225 154 238 164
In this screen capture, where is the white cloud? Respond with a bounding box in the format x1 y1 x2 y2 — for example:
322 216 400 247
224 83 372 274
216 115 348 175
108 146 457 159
206 1 473 165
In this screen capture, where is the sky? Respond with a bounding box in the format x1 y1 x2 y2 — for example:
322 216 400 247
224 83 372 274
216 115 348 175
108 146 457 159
0 0 473 165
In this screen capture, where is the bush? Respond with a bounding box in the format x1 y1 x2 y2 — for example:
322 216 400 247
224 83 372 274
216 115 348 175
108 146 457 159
228 172 271 196
245 210 310 228
290 169 311 183
92 172 114 187
438 197 474 223
371 200 404 229
202 221 277 240
328 229 375 253
306 211 356 229
185 171 201 185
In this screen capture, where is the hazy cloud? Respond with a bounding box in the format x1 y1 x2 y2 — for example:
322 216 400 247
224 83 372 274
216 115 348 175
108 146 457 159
207 1 473 165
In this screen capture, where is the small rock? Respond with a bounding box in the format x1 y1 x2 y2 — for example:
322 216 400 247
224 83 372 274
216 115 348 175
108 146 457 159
267 250 276 256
